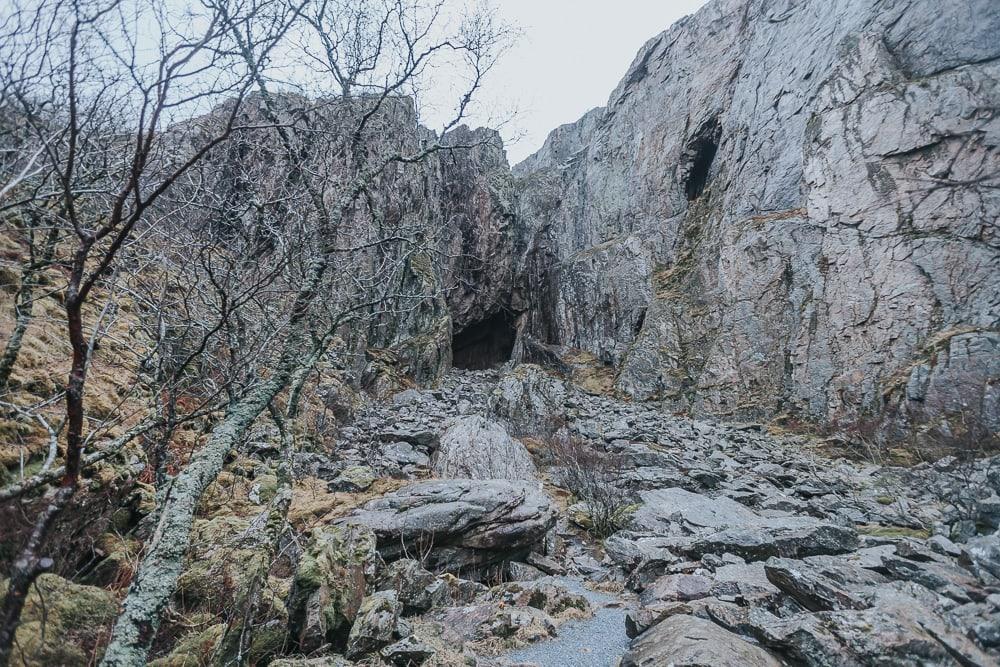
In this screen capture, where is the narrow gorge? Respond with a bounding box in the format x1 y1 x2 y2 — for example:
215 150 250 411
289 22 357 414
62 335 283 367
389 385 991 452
1 0 998 666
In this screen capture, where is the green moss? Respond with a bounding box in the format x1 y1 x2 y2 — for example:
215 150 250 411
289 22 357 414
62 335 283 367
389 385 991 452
175 516 279 615
148 624 225 667
248 624 288 663
287 525 377 651
2 573 117 666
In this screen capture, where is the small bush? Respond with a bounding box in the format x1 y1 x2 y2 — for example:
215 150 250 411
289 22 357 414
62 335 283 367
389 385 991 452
545 431 634 538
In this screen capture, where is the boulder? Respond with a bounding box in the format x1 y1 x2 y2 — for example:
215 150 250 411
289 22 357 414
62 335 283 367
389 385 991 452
338 479 557 575
489 606 557 642
287 524 378 653
749 592 995 666
686 518 860 561
426 603 557 647
709 561 781 603
965 532 1000 582
345 591 404 660
621 614 782 667
328 465 376 493
375 558 486 613
763 556 887 612
496 579 591 618
432 415 537 481
640 573 713 605
631 487 759 534
488 364 567 436
380 636 436 666
380 441 430 471
378 426 439 449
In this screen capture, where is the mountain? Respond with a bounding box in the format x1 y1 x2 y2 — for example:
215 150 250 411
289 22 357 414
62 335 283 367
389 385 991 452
498 0 1000 439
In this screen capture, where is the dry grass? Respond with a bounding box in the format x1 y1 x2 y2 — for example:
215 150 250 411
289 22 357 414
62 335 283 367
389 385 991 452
563 349 617 396
287 475 407 530
0 230 150 470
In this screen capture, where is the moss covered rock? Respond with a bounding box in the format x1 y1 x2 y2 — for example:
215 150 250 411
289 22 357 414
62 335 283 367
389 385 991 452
175 515 286 621
328 465 376 493
148 623 226 667
287 524 378 653
1 573 117 666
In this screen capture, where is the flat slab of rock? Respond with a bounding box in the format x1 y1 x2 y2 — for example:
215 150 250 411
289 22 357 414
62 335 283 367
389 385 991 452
338 479 556 575
686 517 860 561
640 573 713 605
432 415 537 481
764 556 887 612
632 488 760 533
622 614 782 667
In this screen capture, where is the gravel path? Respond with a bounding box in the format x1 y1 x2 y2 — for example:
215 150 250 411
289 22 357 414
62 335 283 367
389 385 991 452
499 577 632 667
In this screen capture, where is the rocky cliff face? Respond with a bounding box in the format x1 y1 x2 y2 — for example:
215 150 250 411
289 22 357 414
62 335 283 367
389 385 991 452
191 95 516 389
510 0 1000 437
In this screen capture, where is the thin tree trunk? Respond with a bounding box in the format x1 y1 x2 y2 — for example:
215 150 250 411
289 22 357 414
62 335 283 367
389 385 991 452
0 241 92 666
0 224 58 392
0 485 73 666
213 407 293 666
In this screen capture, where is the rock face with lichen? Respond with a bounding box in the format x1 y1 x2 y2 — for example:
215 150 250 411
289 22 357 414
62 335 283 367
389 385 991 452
286 524 379 653
509 0 1000 438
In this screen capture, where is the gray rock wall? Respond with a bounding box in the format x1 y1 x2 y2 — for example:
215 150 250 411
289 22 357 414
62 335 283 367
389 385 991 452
512 0 1000 435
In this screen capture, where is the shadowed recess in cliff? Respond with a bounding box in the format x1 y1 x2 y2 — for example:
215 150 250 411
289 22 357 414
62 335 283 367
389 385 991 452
452 311 516 370
683 118 720 201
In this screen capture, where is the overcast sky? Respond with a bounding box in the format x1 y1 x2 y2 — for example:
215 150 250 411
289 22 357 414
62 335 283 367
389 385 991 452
459 0 710 165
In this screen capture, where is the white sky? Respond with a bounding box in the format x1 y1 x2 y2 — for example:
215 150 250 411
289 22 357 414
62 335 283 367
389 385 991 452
458 0 710 165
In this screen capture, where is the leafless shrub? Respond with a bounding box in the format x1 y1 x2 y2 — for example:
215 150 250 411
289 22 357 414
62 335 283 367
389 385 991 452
546 431 635 539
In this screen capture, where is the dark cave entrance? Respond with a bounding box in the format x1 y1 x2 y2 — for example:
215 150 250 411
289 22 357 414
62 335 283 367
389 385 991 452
684 118 721 201
452 311 516 370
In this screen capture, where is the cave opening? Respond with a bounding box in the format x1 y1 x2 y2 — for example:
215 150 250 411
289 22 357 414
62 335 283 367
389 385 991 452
684 119 721 201
452 311 516 370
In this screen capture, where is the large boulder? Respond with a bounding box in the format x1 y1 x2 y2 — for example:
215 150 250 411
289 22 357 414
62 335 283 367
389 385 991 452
686 518 860 561
621 614 782 667
433 415 537 481
631 487 859 561
338 479 557 575
631 488 758 534
375 558 486 613
488 364 568 436
749 590 995 666
763 555 888 612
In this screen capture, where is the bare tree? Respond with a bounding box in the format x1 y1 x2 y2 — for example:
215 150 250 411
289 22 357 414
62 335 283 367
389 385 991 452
0 0 290 661
0 0 511 663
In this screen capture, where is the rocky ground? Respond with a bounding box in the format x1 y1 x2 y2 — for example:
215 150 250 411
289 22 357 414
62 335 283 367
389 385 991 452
268 364 1000 666
14 363 998 665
